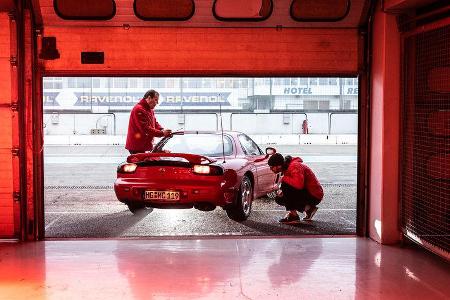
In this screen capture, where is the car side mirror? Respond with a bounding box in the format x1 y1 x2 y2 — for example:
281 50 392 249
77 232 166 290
254 147 277 162
266 147 276 155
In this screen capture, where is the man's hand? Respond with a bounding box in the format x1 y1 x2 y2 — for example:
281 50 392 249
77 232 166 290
267 187 283 199
162 129 172 137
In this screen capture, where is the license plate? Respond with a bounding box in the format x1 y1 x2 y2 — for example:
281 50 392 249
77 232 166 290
144 190 180 201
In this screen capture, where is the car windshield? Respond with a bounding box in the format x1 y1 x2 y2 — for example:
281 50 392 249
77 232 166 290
156 133 233 157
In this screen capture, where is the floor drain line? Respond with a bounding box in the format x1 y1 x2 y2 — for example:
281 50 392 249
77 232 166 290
45 185 113 190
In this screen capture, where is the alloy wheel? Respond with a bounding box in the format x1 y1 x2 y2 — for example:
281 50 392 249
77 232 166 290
241 177 252 216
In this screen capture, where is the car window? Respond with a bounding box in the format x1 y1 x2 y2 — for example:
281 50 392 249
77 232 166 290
156 133 233 157
238 134 263 156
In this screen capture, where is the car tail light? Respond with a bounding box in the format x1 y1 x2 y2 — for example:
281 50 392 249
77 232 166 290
193 165 210 174
192 165 224 175
118 163 137 173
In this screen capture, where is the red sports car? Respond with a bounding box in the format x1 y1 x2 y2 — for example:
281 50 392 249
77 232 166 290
114 131 279 221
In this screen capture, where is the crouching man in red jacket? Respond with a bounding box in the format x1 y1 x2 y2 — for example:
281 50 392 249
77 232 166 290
268 153 323 224
126 90 172 154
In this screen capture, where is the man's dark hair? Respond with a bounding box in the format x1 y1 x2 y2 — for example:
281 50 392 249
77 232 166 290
143 89 159 99
268 153 284 167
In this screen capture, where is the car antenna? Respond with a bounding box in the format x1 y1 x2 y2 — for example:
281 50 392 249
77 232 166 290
219 100 226 163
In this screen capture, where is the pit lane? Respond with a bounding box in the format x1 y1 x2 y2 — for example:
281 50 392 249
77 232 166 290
44 145 357 238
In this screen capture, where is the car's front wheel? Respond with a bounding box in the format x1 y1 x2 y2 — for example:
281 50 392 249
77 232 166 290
226 175 253 221
127 202 146 214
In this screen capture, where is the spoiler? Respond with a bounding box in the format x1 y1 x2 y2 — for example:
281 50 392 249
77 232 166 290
127 152 216 165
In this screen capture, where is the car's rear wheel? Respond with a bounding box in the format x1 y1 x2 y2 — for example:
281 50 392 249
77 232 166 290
226 175 253 221
127 202 146 214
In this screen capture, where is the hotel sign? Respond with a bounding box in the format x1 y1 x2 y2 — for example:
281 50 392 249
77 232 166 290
282 87 358 95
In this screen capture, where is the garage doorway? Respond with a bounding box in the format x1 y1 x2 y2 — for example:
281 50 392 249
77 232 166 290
43 76 358 238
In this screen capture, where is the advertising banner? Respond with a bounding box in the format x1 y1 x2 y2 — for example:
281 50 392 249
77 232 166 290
43 91 232 107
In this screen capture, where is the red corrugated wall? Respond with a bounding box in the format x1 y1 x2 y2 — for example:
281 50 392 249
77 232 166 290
0 13 16 238
42 27 358 75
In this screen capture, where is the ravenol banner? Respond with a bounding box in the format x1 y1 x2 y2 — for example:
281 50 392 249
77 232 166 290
43 91 232 107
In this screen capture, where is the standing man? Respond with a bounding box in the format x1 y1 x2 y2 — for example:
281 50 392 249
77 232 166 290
126 89 171 154
268 153 323 223
302 119 309 134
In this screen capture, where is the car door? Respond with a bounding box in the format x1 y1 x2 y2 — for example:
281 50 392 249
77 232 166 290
238 134 277 195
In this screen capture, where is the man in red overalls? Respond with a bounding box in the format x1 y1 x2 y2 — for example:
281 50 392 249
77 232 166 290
268 153 323 223
302 119 309 134
126 90 172 154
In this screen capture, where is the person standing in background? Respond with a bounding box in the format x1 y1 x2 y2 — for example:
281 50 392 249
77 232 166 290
302 119 309 134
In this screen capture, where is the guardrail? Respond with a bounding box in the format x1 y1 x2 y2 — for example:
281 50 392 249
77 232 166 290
43 134 357 146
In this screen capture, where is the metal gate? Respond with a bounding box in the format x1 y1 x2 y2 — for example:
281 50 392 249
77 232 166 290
401 17 450 259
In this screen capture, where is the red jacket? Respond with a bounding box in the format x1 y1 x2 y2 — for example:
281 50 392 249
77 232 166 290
125 98 164 152
282 157 324 200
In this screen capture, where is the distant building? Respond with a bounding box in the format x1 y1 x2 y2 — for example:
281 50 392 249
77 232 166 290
43 77 358 112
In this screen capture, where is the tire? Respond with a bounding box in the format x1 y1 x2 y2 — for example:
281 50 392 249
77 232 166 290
226 175 253 221
127 202 146 214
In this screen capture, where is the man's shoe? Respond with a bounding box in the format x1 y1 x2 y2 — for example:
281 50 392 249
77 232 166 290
303 206 318 221
279 213 300 224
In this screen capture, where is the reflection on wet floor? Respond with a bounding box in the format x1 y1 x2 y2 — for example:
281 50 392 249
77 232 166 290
1 238 449 300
